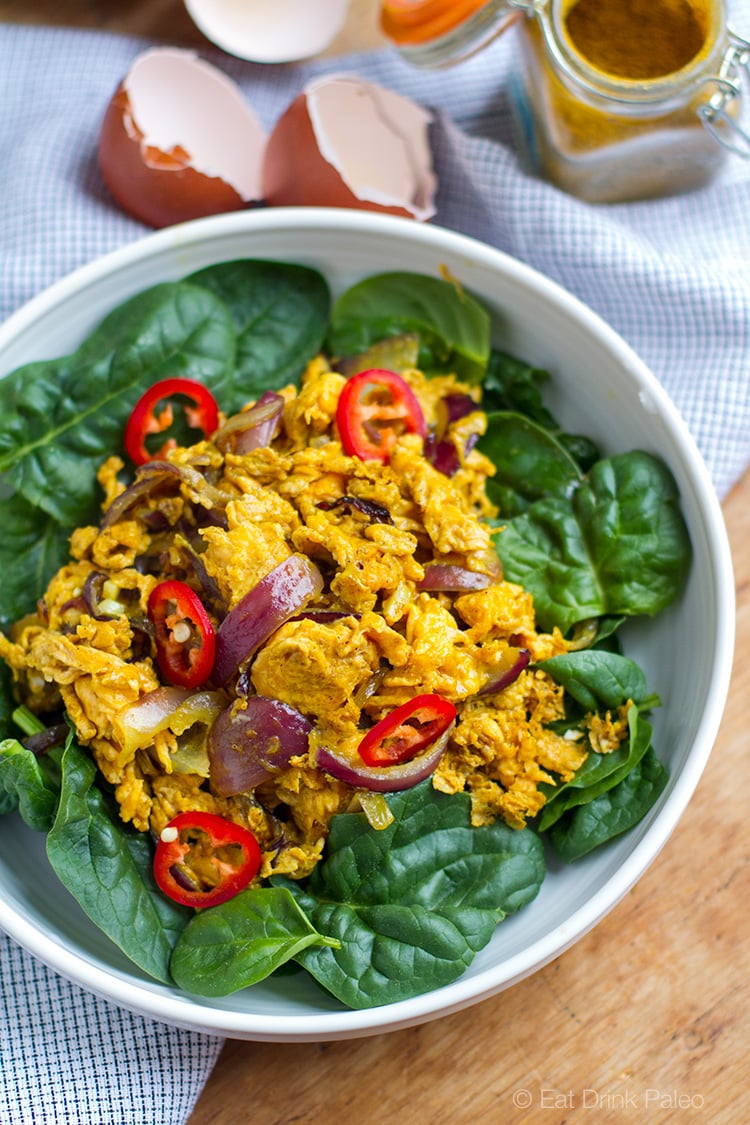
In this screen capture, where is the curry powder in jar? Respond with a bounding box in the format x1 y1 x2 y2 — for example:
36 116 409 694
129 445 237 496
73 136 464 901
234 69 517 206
564 0 707 80
380 0 750 202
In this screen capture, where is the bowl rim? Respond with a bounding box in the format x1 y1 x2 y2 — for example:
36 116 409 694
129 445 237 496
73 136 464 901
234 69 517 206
0 207 736 1041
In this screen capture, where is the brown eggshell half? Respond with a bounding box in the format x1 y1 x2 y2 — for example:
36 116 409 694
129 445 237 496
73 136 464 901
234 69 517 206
98 85 244 228
262 77 436 221
97 48 266 229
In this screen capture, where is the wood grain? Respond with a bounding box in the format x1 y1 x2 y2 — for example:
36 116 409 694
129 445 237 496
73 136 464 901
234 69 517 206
3 2 747 1120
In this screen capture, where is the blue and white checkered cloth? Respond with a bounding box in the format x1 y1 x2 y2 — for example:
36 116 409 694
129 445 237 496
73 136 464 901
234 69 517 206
2 7 750 1122
0 937 223 1125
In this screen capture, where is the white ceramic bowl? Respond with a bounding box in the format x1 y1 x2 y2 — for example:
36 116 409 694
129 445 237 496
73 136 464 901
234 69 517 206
0 208 735 1041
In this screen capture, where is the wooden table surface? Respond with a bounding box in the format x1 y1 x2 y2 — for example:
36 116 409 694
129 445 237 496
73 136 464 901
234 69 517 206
3 1 748 1121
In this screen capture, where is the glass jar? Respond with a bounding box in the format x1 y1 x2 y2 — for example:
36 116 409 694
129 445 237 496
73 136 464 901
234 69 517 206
380 0 750 203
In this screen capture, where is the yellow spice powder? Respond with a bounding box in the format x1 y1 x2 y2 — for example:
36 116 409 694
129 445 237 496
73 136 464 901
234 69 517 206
565 0 707 80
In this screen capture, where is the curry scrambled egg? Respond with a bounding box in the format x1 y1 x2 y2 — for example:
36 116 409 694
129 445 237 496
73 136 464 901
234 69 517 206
0 359 626 882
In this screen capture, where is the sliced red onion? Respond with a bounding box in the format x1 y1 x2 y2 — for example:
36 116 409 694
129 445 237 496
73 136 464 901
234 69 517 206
112 686 224 756
214 392 284 454
479 647 531 695
169 461 234 509
418 564 491 592
567 618 600 651
128 614 155 639
425 411 481 477
101 462 183 528
184 503 228 530
174 541 226 615
316 495 394 524
208 695 313 797
212 554 324 686
316 722 454 793
141 508 172 532
464 432 480 458
127 615 155 663
169 865 201 893
352 662 389 707
427 432 481 477
424 434 460 477
83 571 143 620
133 542 218 601
133 550 167 576
23 724 69 757
82 571 110 619
333 333 420 378
59 594 87 616
101 459 232 530
442 393 477 425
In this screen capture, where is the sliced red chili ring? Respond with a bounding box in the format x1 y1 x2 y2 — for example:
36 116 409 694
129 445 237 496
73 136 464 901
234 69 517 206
153 811 262 909
336 368 427 464
358 693 457 767
124 377 220 466
147 579 216 689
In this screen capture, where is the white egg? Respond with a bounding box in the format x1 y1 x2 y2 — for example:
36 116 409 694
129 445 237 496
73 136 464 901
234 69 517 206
183 0 352 62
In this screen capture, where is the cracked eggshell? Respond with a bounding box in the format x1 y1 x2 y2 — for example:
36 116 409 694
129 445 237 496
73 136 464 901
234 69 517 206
262 75 436 221
98 48 266 229
183 0 351 62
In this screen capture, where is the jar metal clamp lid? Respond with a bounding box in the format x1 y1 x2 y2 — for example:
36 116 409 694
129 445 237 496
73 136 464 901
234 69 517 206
697 27 750 156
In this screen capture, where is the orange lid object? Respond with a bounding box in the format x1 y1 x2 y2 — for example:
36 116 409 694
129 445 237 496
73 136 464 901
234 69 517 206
380 0 492 46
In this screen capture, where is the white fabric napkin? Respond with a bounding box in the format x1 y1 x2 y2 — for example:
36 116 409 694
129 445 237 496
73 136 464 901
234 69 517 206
2 7 750 1121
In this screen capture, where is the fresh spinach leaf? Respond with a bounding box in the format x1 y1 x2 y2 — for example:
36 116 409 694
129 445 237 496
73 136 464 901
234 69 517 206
46 737 189 983
482 351 600 471
586 615 626 650
188 259 331 403
494 497 607 630
170 886 338 997
0 489 72 628
494 451 692 634
277 782 545 1009
549 746 669 861
575 453 692 613
326 272 491 383
0 739 61 829
0 660 15 742
480 412 581 515
538 707 654 831
0 283 236 527
482 350 557 423
538 650 654 714
558 432 602 473
536 653 660 832
0 782 13 818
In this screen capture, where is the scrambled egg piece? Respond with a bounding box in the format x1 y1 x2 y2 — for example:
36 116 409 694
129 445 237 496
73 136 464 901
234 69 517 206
0 356 627 884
